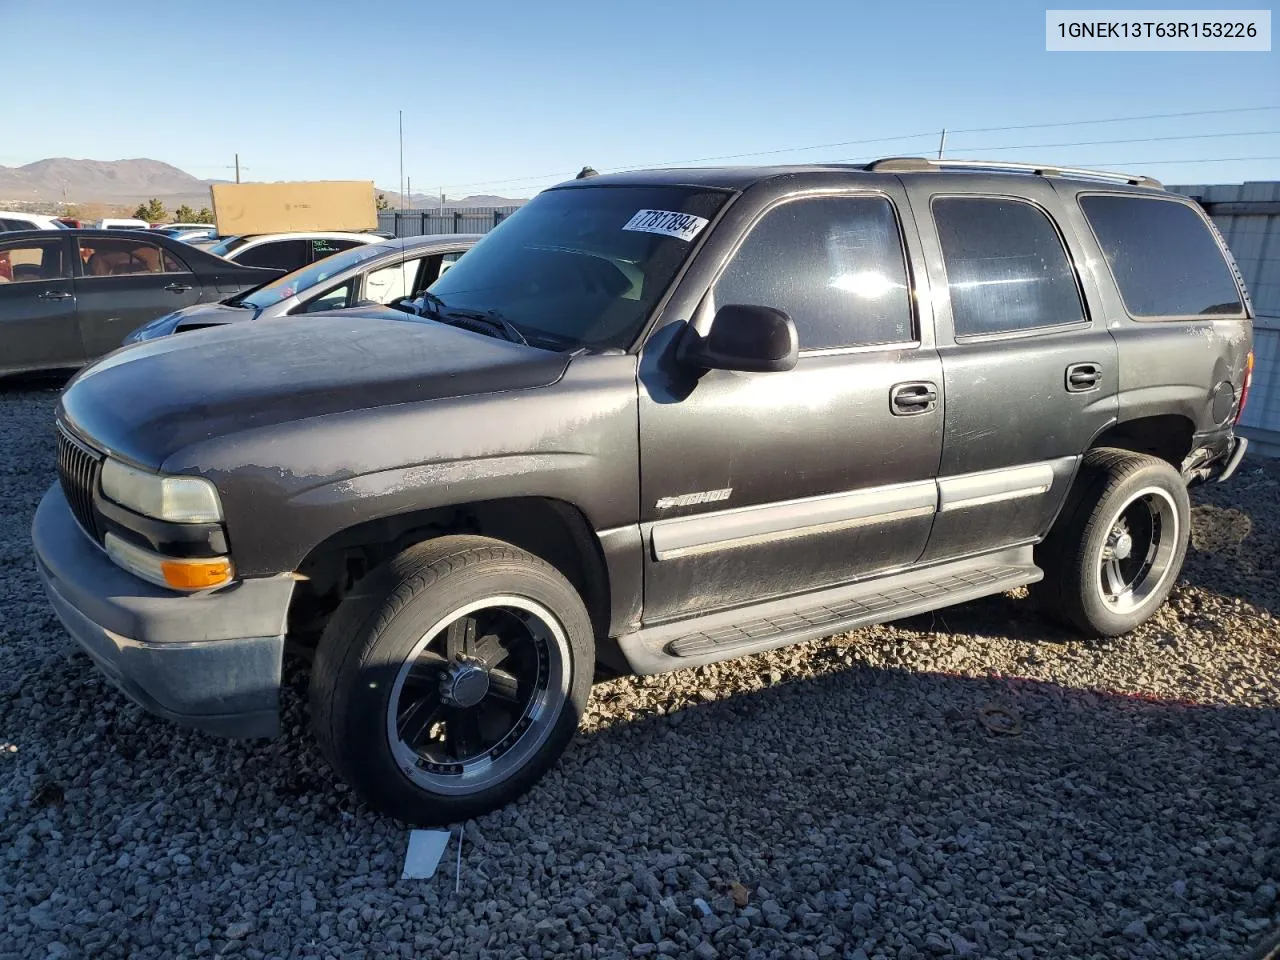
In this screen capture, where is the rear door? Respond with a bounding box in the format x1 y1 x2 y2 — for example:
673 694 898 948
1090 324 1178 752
902 176 1119 562
638 186 945 623
74 236 202 356
0 235 82 374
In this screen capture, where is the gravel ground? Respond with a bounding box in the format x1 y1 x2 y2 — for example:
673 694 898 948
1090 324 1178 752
1 380 1278 960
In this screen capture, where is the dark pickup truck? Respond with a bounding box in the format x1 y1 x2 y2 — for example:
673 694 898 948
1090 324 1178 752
33 159 1254 824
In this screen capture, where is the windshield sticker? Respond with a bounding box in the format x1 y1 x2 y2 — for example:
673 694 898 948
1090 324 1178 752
623 209 709 242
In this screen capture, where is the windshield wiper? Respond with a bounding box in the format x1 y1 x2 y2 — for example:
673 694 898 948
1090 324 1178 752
441 307 528 346
406 293 529 346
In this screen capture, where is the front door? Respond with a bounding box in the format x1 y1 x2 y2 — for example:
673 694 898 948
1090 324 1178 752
901 176 1120 562
74 236 201 357
0 235 82 375
638 189 944 624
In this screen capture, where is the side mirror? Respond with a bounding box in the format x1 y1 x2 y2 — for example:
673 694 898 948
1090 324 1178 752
677 304 799 373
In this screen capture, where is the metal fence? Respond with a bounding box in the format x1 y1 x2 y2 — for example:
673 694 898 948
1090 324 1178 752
1171 181 1280 454
377 206 523 238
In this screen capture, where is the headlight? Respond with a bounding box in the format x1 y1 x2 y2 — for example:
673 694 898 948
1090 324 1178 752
100 458 223 523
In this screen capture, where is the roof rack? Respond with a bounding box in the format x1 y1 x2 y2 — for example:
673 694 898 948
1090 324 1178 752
864 157 1163 189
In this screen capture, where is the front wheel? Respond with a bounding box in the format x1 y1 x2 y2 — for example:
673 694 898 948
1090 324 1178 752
310 536 595 825
1033 449 1191 636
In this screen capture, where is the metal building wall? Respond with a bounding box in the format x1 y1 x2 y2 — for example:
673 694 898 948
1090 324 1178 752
1170 180 1280 454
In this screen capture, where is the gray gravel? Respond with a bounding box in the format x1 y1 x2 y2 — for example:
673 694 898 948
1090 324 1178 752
1 380 1278 960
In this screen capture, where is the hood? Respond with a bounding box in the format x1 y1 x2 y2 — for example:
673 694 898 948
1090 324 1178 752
123 302 255 344
60 314 571 468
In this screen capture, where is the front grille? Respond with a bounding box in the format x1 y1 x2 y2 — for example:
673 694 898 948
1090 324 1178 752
57 428 103 540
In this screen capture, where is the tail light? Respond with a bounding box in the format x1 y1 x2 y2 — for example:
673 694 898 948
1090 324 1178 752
1235 350 1254 425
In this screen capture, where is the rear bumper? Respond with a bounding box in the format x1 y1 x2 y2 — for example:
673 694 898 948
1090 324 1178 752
1215 435 1248 483
32 485 294 738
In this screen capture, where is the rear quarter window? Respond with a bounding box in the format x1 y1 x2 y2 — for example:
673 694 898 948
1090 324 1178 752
1078 194 1244 318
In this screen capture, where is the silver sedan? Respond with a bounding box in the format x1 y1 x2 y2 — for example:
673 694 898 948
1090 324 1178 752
122 234 479 343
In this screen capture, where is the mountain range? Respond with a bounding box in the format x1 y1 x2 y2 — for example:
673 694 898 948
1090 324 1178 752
0 158 525 209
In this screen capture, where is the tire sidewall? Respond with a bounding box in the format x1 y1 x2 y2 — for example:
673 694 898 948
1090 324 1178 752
1076 462 1190 635
336 556 593 824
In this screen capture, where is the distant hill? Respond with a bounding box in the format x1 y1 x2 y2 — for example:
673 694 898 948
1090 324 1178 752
0 158 212 207
376 191 528 209
0 157 528 210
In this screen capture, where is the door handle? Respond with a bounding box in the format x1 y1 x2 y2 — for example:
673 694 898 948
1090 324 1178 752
164 282 193 294
1066 362 1101 393
38 290 72 300
890 381 939 416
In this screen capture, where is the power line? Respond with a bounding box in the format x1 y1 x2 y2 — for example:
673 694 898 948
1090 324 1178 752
435 103 1280 191
835 129 1280 163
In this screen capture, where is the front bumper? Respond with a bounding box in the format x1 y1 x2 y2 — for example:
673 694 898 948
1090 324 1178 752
32 484 294 738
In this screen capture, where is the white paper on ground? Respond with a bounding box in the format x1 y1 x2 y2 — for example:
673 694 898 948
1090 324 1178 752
402 829 452 880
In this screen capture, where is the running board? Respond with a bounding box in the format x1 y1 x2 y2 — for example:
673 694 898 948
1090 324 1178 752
617 546 1042 675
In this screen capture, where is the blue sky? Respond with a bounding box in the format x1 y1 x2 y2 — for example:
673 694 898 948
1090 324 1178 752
1 0 1276 196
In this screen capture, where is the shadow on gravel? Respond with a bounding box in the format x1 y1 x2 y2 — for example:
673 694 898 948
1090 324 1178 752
0 371 73 394
7 641 1277 958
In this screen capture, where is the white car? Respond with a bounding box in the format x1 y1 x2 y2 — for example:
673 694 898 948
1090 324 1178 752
206 231 383 272
0 211 67 233
97 218 151 230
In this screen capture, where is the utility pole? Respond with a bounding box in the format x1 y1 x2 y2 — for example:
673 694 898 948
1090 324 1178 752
235 153 241 183
937 129 947 160
406 176 411 210
398 110 405 215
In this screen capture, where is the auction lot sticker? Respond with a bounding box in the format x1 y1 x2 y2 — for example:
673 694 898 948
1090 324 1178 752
1046 9 1271 50
623 209 710 242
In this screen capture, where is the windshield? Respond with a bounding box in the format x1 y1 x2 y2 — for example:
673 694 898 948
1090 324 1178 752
425 185 729 350
208 236 247 257
237 242 395 308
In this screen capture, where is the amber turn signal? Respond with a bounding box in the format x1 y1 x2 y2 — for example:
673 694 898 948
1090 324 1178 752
160 557 234 590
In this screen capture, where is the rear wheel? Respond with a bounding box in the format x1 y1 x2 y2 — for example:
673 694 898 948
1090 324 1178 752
310 536 594 824
1033 449 1190 636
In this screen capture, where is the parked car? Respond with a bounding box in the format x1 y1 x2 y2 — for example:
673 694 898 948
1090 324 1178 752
32 160 1253 825
0 210 67 232
150 222 217 231
0 228 281 376
207 232 382 272
123 234 478 343
97 218 151 230
154 227 218 244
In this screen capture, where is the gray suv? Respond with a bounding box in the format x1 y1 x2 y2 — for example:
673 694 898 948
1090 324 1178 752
32 158 1254 824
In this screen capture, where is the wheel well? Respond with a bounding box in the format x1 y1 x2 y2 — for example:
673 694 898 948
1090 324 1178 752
286 497 611 650
1090 415 1194 469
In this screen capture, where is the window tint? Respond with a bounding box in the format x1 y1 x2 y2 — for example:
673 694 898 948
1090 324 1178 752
1079 195 1243 317
297 279 355 314
236 239 309 271
933 197 1084 337
713 196 912 350
162 249 188 273
0 240 66 283
77 238 172 277
311 238 364 261
1 218 37 232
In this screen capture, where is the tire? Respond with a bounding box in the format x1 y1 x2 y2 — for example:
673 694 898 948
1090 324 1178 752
1033 448 1190 637
309 535 595 825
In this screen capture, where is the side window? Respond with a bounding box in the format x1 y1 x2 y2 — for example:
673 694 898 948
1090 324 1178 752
76 238 169 277
713 196 913 350
932 197 1084 337
0 240 66 283
364 261 413 305
236 239 308 271
1079 195 1244 318
296 279 356 314
162 248 189 273
311 238 363 261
